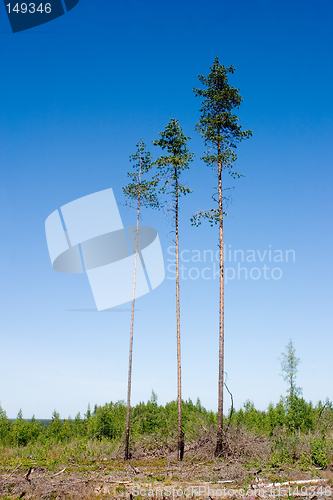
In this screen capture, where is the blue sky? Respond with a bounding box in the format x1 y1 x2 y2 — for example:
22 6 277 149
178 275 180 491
0 0 332 418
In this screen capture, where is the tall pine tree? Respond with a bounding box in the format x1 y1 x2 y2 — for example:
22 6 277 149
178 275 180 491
192 58 252 456
153 119 194 460
122 141 159 460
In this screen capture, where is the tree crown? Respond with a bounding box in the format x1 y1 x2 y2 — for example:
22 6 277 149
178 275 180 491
193 57 252 174
123 141 159 209
191 58 252 227
153 119 194 197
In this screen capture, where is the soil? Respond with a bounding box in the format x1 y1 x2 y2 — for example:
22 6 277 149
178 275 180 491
1 431 332 499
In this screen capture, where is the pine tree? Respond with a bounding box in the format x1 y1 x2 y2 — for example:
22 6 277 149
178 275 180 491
123 141 159 460
153 119 194 460
192 58 252 456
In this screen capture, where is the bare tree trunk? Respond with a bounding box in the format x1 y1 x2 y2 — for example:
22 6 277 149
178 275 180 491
175 169 184 461
125 159 142 461
215 151 224 457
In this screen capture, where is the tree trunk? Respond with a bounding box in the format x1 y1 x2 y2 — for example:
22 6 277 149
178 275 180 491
215 151 224 457
124 159 141 461
175 168 184 461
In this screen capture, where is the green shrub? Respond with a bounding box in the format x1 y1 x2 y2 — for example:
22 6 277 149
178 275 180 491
269 451 281 468
0 404 11 445
299 451 312 470
311 438 327 469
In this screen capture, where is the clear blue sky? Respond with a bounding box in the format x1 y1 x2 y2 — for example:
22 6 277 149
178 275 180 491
0 0 332 418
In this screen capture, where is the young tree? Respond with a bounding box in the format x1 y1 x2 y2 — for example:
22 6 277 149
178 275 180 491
280 340 302 398
123 141 159 460
153 119 194 460
192 58 252 456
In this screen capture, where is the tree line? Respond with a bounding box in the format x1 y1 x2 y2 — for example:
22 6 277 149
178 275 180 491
1 393 332 468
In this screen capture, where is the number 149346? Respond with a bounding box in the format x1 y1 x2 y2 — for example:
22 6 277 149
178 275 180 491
6 3 52 13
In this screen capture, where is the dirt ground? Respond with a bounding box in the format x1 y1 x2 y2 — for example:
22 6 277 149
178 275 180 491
1 458 332 499
1 431 332 499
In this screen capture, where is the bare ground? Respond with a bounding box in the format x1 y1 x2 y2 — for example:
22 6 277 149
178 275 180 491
1 430 332 499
